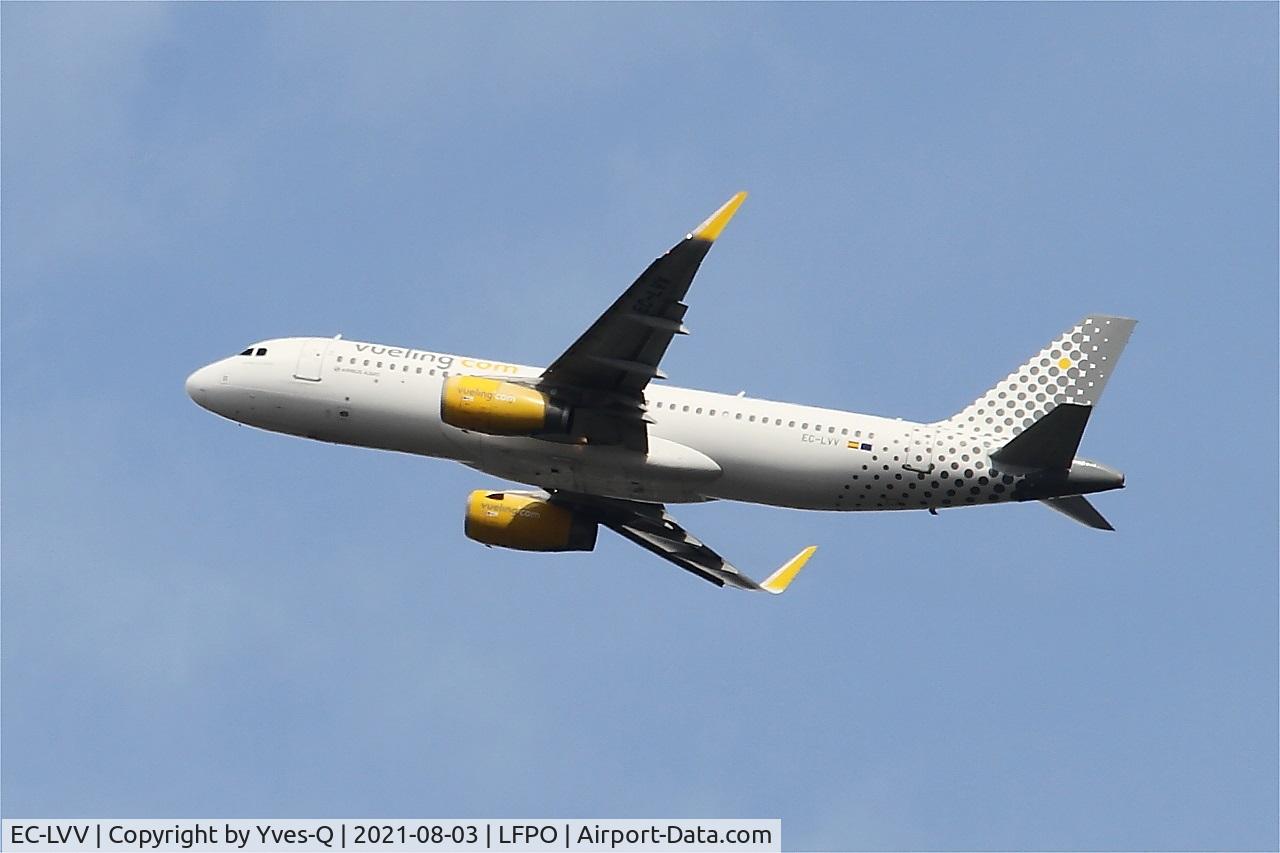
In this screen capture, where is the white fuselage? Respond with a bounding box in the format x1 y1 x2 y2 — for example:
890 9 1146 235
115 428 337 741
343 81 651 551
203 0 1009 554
186 336 1024 513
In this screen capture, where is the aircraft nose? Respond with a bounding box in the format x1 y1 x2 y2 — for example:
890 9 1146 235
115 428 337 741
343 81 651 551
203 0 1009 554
185 364 216 408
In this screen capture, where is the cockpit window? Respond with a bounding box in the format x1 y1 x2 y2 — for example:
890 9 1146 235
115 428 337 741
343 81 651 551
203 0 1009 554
255 347 267 356
239 348 254 356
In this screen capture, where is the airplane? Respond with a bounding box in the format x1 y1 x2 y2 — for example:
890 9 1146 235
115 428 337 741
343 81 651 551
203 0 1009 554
186 192 1136 594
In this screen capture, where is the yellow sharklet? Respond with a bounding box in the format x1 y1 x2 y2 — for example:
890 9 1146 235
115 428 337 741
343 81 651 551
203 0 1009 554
691 191 748 242
760 545 817 594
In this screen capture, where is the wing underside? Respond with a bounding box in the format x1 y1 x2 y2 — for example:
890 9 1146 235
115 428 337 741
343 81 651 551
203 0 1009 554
537 193 747 451
553 492 815 593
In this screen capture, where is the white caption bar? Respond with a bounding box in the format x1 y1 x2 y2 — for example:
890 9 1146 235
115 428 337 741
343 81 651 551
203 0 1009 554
2 820 780 852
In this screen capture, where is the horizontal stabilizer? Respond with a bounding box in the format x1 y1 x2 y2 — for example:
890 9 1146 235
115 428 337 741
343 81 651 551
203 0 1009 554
991 403 1092 473
1041 495 1115 531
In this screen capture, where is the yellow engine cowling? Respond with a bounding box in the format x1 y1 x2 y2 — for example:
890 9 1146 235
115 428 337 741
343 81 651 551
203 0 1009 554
440 376 570 436
465 491 597 552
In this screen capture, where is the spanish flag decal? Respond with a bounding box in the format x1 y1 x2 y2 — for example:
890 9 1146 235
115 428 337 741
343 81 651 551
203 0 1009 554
847 441 872 451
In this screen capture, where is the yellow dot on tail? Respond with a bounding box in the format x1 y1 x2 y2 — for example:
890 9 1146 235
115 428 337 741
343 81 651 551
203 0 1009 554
1058 357 1072 369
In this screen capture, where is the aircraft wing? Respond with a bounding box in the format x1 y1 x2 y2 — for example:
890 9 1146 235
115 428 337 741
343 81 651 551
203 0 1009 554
553 491 815 593
537 192 747 451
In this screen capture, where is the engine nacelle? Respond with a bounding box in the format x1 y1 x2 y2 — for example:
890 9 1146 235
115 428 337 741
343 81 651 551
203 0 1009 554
440 376 571 436
464 490 598 552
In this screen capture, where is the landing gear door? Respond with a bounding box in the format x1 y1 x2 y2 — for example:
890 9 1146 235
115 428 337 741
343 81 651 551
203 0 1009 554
293 339 331 381
904 429 935 474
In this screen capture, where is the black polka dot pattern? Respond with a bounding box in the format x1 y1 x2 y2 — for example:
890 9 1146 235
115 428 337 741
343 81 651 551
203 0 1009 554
831 316 1135 512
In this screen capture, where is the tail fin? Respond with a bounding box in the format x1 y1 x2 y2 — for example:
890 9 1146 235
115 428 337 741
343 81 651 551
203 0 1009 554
944 315 1137 439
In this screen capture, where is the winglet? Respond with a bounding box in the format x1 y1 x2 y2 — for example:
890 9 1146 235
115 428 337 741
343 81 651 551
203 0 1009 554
759 545 817 594
691 191 748 242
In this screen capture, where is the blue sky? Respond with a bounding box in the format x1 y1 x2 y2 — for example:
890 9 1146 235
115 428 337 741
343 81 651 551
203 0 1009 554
3 4 1276 850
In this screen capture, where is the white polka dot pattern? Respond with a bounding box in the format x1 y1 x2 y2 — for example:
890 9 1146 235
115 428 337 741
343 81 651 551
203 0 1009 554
941 315 1137 439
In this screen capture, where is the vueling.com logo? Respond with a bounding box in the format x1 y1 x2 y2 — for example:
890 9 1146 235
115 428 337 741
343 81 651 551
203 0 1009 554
350 343 522 374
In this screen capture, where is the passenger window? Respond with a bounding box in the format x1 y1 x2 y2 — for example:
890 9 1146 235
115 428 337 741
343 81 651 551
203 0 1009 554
416 367 422 374
696 408 703 415
802 423 809 429
841 428 848 435
735 413 742 420
815 424 822 431
829 426 835 434
255 348 267 356
789 420 796 428
363 360 370 366
749 415 756 422
377 362 383 368
708 409 715 416
336 356 344 363
682 405 690 412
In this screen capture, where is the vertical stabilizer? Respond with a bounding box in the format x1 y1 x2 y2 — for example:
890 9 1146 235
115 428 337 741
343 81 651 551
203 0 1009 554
943 315 1136 439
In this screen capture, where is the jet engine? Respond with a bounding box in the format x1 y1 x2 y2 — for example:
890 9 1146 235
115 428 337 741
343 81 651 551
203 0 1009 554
464 490 598 552
440 376 571 436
